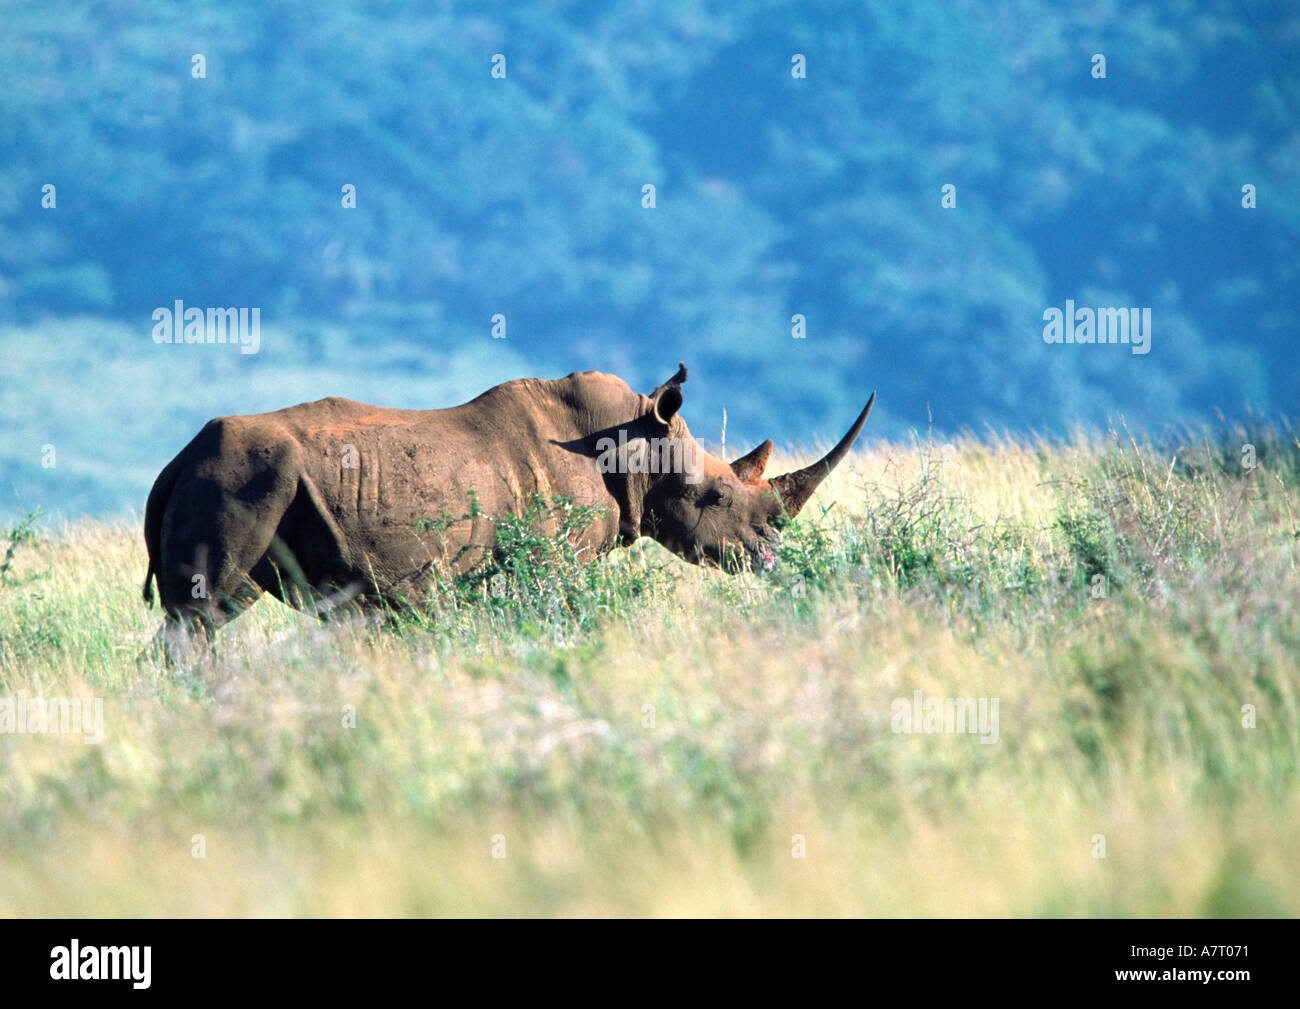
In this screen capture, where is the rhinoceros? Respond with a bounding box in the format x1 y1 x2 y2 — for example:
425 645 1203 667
141 363 873 658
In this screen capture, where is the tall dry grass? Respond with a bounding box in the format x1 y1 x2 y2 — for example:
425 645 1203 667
1 423 1297 915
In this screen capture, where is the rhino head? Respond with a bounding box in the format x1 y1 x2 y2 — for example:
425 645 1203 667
625 363 875 573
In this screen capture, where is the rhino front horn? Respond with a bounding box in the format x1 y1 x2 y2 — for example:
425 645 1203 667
769 391 875 517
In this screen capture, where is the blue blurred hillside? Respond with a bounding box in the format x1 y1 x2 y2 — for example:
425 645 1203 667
1 0 1296 518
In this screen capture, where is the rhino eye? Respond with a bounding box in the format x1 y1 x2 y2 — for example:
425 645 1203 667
700 488 731 508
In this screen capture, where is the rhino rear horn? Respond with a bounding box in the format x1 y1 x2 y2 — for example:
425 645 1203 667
769 392 875 517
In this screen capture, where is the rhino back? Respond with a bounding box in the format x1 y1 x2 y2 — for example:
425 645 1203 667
257 386 620 578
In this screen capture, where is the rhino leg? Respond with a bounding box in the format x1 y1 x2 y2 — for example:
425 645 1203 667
146 579 263 667
249 476 367 621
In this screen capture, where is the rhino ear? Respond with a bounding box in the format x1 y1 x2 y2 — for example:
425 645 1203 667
649 361 687 426
730 439 773 484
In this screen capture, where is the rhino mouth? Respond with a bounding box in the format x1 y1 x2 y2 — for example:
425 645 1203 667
696 534 781 574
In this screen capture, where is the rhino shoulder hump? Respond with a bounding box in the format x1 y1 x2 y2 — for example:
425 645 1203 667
199 413 299 457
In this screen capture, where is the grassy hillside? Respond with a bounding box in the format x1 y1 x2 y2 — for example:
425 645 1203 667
1 428 1298 916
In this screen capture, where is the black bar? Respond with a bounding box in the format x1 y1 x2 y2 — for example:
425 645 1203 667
0 919 1284 996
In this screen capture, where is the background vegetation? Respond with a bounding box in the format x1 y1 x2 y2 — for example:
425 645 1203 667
2 0 1297 518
